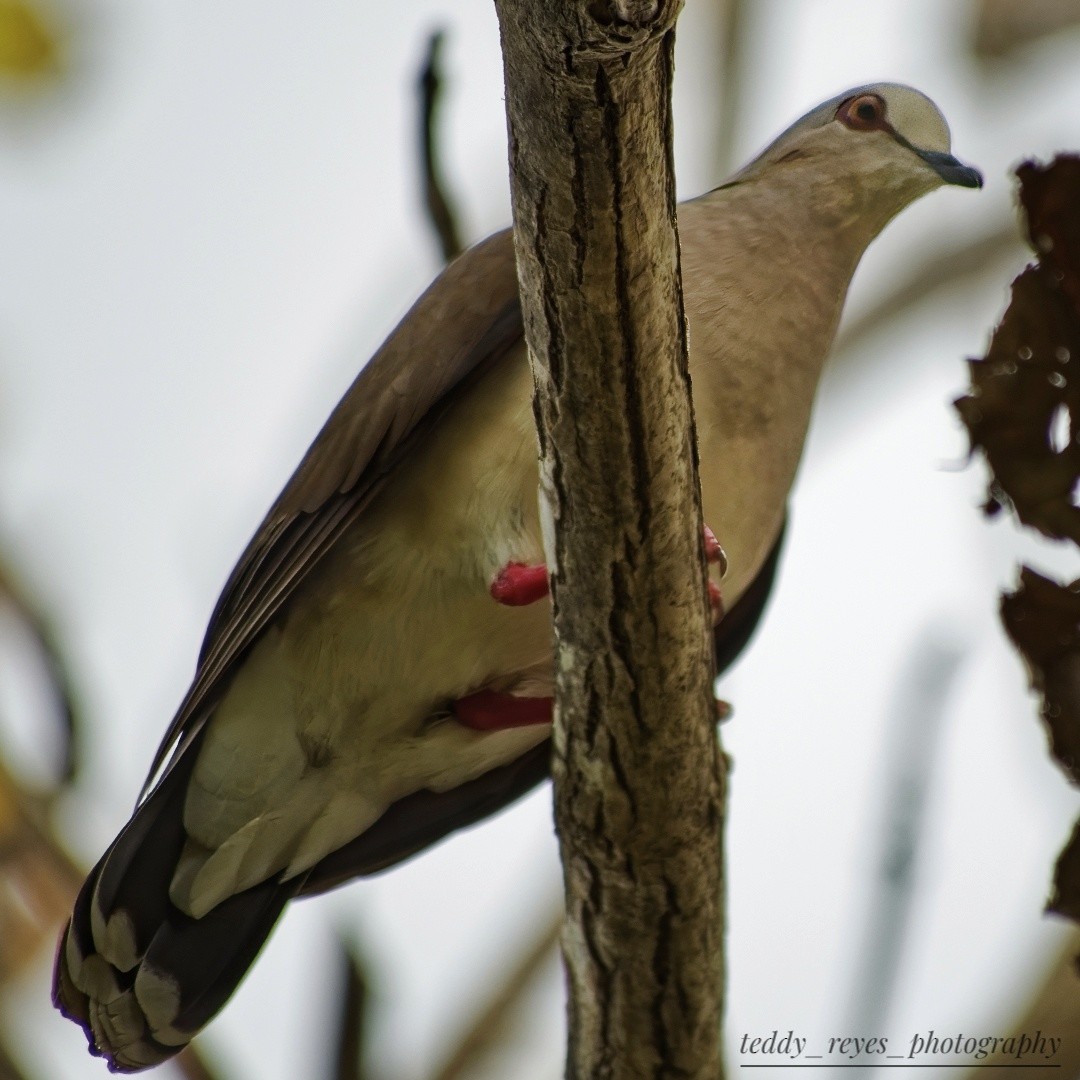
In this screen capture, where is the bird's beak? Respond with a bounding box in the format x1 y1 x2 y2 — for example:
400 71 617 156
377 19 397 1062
915 148 983 188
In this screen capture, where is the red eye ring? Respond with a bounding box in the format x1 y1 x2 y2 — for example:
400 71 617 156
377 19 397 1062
837 93 886 131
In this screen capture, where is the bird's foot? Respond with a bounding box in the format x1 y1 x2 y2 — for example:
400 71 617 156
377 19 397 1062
704 524 727 625
490 562 549 606
490 527 726 622
453 688 553 731
703 524 727 574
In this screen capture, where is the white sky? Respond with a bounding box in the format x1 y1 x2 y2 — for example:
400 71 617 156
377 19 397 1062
2 1 1080 1078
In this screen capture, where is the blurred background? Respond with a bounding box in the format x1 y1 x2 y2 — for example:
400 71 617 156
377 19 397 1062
1 1 1079 1077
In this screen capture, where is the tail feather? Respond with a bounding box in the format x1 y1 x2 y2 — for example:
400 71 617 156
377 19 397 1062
137 877 298 1040
91 765 191 973
53 525 789 1070
53 748 299 1072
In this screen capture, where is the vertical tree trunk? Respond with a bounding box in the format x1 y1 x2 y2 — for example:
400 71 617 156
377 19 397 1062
492 3 726 1077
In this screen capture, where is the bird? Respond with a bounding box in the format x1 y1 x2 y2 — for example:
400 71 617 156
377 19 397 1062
54 82 981 1071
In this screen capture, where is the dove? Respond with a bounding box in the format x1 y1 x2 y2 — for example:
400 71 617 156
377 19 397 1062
54 82 981 1071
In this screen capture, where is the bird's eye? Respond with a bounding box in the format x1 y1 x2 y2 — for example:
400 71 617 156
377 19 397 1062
838 94 886 131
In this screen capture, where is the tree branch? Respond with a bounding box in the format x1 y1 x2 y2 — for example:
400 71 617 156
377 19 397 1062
493 2 725 1076
431 905 563 1080
417 29 464 263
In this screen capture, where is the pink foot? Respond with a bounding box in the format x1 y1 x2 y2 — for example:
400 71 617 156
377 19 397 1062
453 689 553 731
703 524 727 624
489 530 724 618
490 562 549 606
703 525 728 576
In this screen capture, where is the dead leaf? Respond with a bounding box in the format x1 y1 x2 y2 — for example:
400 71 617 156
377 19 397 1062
1001 568 1080 784
957 154 1080 932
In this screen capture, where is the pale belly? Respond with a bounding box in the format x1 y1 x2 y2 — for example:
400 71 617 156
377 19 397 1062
177 333 802 913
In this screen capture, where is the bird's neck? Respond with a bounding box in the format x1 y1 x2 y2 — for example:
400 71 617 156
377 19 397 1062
677 180 877 599
680 179 870 401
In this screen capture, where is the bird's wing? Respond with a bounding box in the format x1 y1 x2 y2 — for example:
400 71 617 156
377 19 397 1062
141 230 523 798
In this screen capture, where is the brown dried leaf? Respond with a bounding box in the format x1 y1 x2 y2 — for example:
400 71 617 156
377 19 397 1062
959 156 1080 933
955 158 1080 540
1019 157 1080 313
1001 567 1080 784
1050 818 1080 923
955 266 1080 539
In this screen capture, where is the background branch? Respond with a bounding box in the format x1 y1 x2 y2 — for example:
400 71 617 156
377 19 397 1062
431 906 562 1080
0 551 82 783
845 636 963 1069
713 0 748 177
417 29 464 264
830 223 1022 371
331 936 370 1080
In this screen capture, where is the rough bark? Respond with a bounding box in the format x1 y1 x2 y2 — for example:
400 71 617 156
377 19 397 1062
492 3 725 1077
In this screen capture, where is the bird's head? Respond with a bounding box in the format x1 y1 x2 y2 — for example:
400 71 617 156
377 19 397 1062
725 83 982 227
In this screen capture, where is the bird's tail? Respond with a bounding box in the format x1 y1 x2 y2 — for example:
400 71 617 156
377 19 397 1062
52 750 303 1072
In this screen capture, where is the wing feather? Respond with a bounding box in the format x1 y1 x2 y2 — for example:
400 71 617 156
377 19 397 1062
141 230 522 798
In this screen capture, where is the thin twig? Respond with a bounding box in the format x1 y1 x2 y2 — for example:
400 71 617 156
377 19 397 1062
714 0 747 177
430 904 563 1080
0 550 82 784
418 29 464 264
844 636 963 1076
973 0 1080 59
0 759 83 983
175 1045 227 1080
332 935 370 1080
0 1037 33 1080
